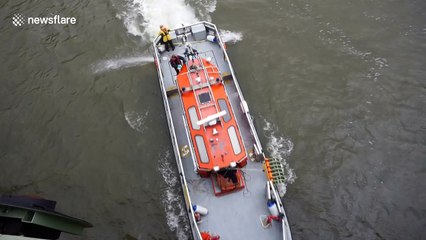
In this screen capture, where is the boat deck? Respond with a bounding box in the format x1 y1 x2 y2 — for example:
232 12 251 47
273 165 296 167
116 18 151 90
154 23 290 240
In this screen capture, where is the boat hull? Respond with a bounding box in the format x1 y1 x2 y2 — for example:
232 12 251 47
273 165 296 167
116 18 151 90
153 22 292 240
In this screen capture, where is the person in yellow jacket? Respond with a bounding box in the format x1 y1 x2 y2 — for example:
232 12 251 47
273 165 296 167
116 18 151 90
158 25 175 52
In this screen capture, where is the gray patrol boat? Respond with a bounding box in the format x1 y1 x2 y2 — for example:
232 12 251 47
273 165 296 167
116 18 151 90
152 22 292 240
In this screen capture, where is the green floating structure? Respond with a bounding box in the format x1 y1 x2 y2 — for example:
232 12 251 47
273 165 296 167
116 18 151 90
0 195 92 240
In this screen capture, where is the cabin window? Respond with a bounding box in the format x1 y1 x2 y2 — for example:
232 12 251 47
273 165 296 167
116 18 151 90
198 92 211 104
195 135 209 163
188 107 200 130
227 126 241 155
218 99 231 122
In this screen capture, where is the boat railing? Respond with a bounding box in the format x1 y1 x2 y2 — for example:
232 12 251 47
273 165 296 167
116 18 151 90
201 48 248 158
152 42 203 240
185 65 205 124
208 22 265 155
269 180 290 240
195 53 223 128
190 56 225 87
187 48 248 149
197 50 225 82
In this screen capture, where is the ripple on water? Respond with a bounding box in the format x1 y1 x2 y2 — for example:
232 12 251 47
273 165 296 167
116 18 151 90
263 119 296 196
157 150 190 239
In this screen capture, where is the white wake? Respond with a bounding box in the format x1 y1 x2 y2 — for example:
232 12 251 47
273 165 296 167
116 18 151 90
263 119 296 196
158 150 190 239
92 55 154 74
117 0 243 43
220 29 244 44
118 0 199 40
124 110 149 133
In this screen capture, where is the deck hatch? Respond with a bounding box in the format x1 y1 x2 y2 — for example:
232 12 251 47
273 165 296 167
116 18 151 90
195 135 209 163
218 99 231 122
188 107 200 130
198 92 211 104
227 126 242 155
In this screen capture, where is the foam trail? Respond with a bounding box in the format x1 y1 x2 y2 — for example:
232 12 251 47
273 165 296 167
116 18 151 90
158 150 190 239
220 30 244 44
118 0 243 44
190 0 217 22
118 0 199 41
318 22 388 81
92 55 154 74
124 111 149 133
263 119 296 196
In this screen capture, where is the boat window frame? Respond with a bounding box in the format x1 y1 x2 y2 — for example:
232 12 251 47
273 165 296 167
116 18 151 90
198 92 212 105
218 99 231 123
195 135 209 163
227 126 242 155
188 106 200 130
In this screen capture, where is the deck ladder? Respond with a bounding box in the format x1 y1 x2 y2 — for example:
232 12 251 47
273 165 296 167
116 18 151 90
268 158 286 184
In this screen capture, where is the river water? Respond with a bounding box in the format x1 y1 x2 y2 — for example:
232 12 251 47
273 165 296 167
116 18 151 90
1 0 425 239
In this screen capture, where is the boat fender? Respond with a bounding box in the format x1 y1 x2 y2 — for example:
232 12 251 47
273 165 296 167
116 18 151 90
193 204 208 215
207 35 217 43
240 101 249 114
157 44 165 53
267 199 279 217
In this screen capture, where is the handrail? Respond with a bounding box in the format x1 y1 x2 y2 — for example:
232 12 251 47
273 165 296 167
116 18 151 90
152 41 203 240
186 65 205 130
208 45 247 159
269 180 291 240
196 55 221 116
210 22 264 154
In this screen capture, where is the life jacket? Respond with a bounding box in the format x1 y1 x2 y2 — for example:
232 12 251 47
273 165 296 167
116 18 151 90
159 27 171 42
